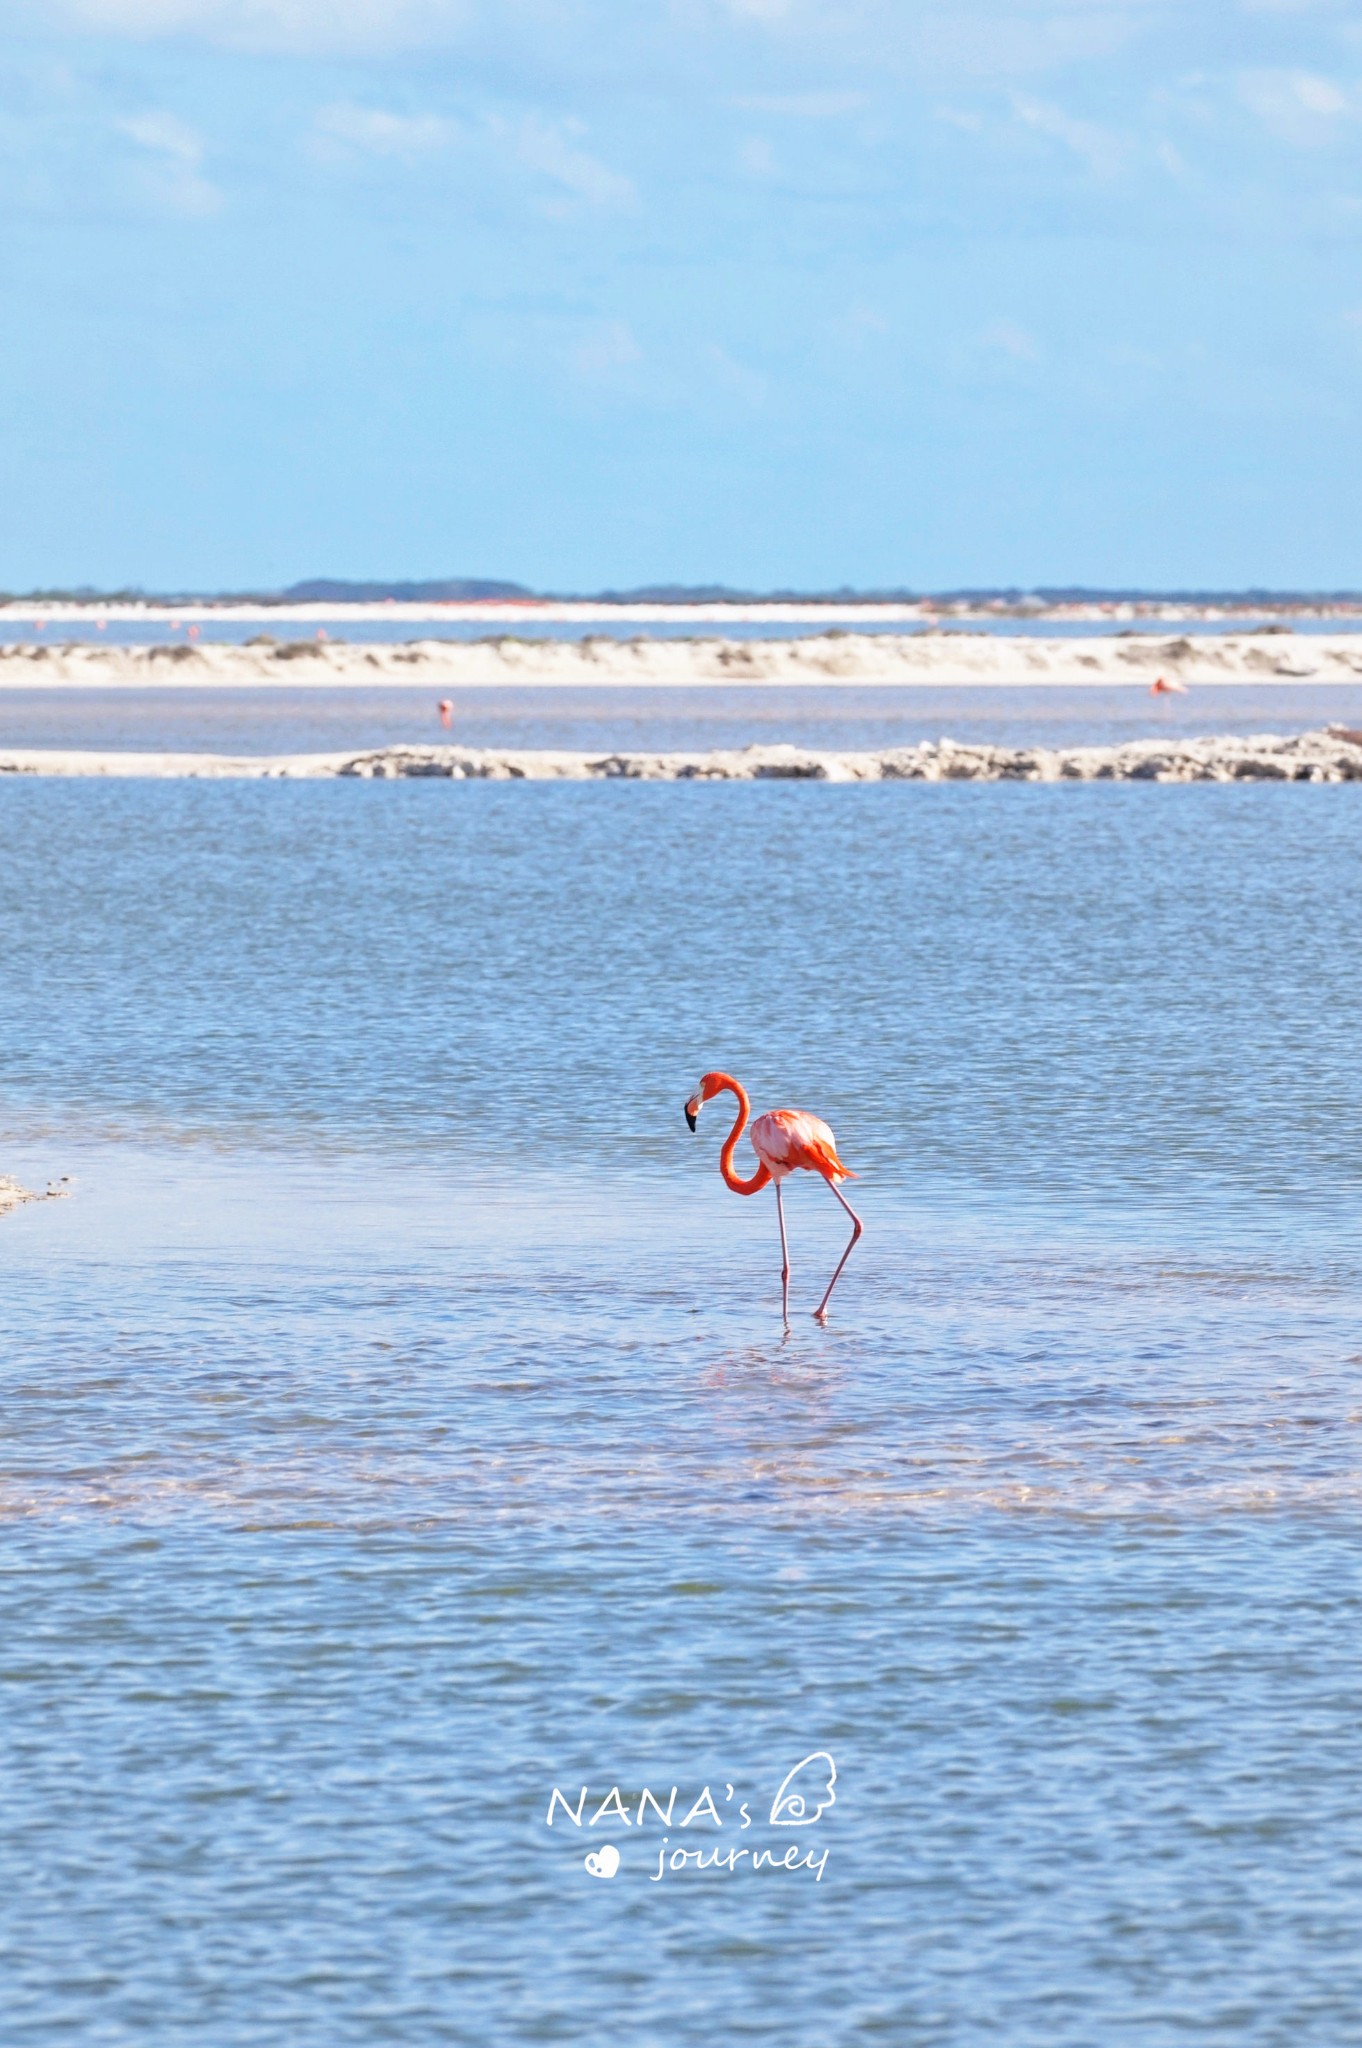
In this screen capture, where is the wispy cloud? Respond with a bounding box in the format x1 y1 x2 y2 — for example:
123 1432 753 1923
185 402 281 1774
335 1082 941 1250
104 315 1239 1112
118 110 222 213
980 319 1039 362
573 319 642 379
733 91 865 117
1238 69 1353 145
1012 94 1128 177
120 110 202 155
499 113 636 213
306 100 634 214
705 342 766 406
720 0 798 21
905 4 1143 86
42 0 470 55
937 106 985 135
833 301 889 348
312 103 457 160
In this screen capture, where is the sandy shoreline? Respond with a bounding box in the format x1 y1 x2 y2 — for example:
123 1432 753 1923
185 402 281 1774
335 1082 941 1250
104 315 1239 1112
3 731 1361 781
0 1174 65 1217
5 632 1362 689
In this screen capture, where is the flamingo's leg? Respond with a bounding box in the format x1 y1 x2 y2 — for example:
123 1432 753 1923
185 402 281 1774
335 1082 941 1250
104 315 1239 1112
775 1179 791 1326
813 1177 863 1323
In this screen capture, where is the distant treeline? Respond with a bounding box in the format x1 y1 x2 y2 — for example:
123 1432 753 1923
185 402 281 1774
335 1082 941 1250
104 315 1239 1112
4 579 1362 607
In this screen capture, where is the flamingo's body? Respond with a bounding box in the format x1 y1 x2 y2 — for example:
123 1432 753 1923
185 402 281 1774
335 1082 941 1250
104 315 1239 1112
1150 675 1187 697
685 1071 862 1325
750 1108 852 1189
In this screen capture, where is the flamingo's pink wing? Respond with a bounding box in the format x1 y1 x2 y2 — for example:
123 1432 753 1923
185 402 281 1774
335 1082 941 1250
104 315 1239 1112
751 1108 855 1181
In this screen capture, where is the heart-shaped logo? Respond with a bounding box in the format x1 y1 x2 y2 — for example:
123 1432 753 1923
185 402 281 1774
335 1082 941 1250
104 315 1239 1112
584 1843 620 1879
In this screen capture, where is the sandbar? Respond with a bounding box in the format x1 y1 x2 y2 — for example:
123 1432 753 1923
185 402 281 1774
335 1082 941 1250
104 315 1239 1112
5 632 1362 690
2 731 1361 781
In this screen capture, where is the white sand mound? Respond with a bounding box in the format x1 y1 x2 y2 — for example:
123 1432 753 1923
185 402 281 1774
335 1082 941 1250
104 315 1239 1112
0 1175 66 1218
2 731 1361 781
5 631 1362 689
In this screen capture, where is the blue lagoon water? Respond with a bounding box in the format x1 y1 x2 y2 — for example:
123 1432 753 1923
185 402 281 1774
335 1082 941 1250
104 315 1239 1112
3 777 1362 2044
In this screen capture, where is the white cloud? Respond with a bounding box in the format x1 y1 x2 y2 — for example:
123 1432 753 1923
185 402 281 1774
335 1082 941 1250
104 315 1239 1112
937 106 985 134
705 342 766 405
573 319 642 378
722 0 797 19
980 319 1039 361
34 0 469 54
312 103 457 160
1238 68 1353 145
906 5 1141 85
42 0 793 50
1012 93 1128 177
11 0 1204 87
120 110 201 158
118 109 223 213
733 91 865 117
305 100 634 211
501 114 636 212
833 301 889 348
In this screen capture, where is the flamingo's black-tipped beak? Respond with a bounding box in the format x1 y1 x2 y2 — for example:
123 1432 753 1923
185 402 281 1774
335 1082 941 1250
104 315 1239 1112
685 1099 698 1132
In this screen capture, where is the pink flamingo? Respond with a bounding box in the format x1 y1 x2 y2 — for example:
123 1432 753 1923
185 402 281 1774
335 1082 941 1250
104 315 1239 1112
438 699 453 730
685 1071 862 1325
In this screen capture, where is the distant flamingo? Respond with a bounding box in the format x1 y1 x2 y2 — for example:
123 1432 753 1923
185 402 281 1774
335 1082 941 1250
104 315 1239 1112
438 699 453 730
685 1071 862 1325
1150 675 1187 696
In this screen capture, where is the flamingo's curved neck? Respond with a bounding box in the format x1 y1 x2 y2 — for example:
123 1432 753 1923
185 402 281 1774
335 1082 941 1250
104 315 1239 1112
712 1074 771 1196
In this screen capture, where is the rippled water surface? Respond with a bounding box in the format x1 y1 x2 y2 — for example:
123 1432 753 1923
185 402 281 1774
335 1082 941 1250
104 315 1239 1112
3 778 1362 2045
4 679 1362 754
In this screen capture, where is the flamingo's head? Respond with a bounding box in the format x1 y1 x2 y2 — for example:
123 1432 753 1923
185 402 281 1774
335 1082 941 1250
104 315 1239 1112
684 1072 726 1131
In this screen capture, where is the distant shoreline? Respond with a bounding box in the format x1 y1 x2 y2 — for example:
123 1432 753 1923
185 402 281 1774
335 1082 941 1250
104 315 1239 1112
4 632 1362 690
5 598 1362 629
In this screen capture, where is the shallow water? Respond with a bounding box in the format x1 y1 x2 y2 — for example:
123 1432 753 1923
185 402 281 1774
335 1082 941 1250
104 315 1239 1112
3 780 1362 2044
4 680 1362 756
5 614 1359 648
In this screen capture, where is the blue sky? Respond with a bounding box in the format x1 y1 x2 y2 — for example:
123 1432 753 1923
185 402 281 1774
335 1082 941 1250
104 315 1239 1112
3 1 1362 591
